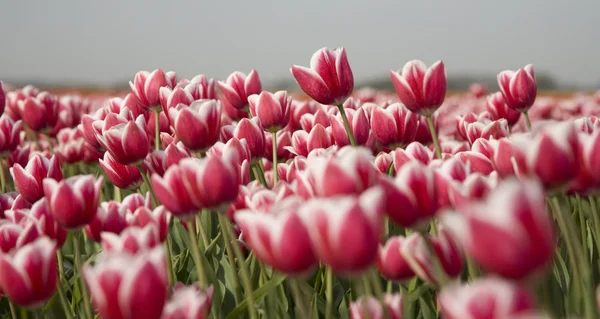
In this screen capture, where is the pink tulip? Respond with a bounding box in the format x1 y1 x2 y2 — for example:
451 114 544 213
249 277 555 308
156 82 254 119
376 235 415 281
84 201 130 242
99 152 143 189
169 100 222 152
235 207 317 274
468 83 487 98
248 90 292 131
265 130 292 161
392 142 434 172
390 60 447 116
371 102 419 148
11 154 63 203
0 219 40 253
159 86 193 119
0 115 22 155
443 178 554 279
0 192 18 218
465 119 510 145
81 108 108 150
180 74 217 99
130 69 177 109
101 225 161 254
438 277 539 319
0 237 57 308
487 92 521 126
350 293 403 319
218 70 262 110
127 206 171 242
0 81 5 115
233 117 266 159
289 100 321 130
96 112 150 165
17 92 59 132
299 108 331 132
162 284 214 319
84 247 168 319
497 64 537 112
330 107 371 146
43 175 103 229
288 124 334 157
374 152 393 175
7 198 68 247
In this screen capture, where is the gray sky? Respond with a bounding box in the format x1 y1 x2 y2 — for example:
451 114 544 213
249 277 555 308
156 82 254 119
1 1 598 87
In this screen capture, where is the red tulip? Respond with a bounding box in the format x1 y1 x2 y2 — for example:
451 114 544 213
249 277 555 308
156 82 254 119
235 207 317 274
101 225 161 254
127 206 171 242
290 100 321 130
376 235 415 281
0 115 22 155
400 227 463 284
179 74 217 100
7 198 68 247
233 118 266 159
11 154 63 203
265 130 292 161
497 64 537 112
371 102 419 148
169 100 222 152
218 70 262 110
17 92 59 132
277 156 307 183
0 81 5 115
122 192 152 212
159 86 193 119
489 137 527 178
99 152 143 189
298 189 384 274
487 92 521 126
330 107 370 146
81 108 108 150
162 284 214 319
392 141 434 172
350 293 403 319
374 152 393 175
248 90 292 131
0 237 57 308
299 108 331 132
0 192 18 218
43 175 103 229
465 119 510 145
84 201 129 242
438 277 539 319
152 157 239 216
84 247 168 319
390 60 447 116
289 124 334 157
291 47 354 105
0 219 40 253
443 178 554 279
130 69 177 109
5 85 39 120
458 151 495 176
96 112 150 165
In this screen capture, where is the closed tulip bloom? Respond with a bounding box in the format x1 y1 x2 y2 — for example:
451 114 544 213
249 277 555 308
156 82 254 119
0 192 18 218
248 90 292 131
291 47 354 105
290 100 321 130
159 86 193 119
17 92 59 132
129 69 177 109
0 219 40 253
218 70 262 110
11 154 63 203
390 60 447 116
81 108 108 149
374 152 393 175
487 92 521 126
465 119 510 145
127 206 171 242
84 247 168 319
180 74 217 100
0 115 22 155
169 100 222 152
438 277 539 319
288 124 334 157
84 201 130 242
497 64 537 112
400 227 463 284
299 108 331 132
371 103 419 148
265 130 292 161
162 285 214 319
298 189 384 274
43 175 103 229
458 151 495 176
235 207 317 274
11 198 68 247
330 107 370 146
99 152 142 189
443 178 554 279
101 225 161 254
489 137 527 178
350 293 403 319
376 235 415 281
233 117 266 159
0 237 57 308
96 113 150 165
392 142 434 172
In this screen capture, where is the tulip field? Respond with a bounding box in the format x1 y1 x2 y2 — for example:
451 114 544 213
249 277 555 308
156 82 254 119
1 47 600 319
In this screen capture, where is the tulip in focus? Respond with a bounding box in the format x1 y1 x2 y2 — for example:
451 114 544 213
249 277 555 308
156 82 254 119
11 154 63 203
389 60 447 116
84 201 130 242
43 175 104 229
169 99 222 152
99 152 142 189
218 70 262 110
129 69 177 109
497 64 537 129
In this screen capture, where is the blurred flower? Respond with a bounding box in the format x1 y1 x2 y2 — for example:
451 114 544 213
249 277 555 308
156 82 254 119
497 64 537 112
218 70 262 110
11 154 63 203
162 284 214 319
390 60 447 116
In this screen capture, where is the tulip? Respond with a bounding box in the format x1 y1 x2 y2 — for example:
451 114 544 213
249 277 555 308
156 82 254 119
169 100 222 152
218 70 262 110
0 81 5 115
374 152 393 175
162 284 214 319
288 124 334 157
99 152 143 189
349 293 403 319
442 178 554 279
392 141 434 173
0 192 18 218
180 74 217 99
0 219 40 253
81 108 108 150
43 175 103 229
299 108 331 132
11 154 63 203
11 198 68 247
233 118 266 159
464 119 510 145
248 90 292 132
438 277 539 319
371 102 419 148
468 83 487 98
96 113 150 165
127 206 171 242
122 192 152 212
330 107 370 147
497 64 536 130
152 157 239 216
376 235 415 281
129 69 177 109
159 86 193 119
17 92 59 132
486 92 521 126
0 237 57 308
101 225 161 254
390 60 446 116
264 130 292 161
84 247 168 319
84 201 129 242
298 188 384 273
0 115 22 156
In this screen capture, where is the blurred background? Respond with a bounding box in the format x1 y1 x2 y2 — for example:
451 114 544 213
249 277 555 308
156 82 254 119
0 1 598 93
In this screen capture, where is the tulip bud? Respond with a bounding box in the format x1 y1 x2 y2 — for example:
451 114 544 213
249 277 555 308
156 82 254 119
101 225 161 254
99 152 143 189
0 115 22 155
129 69 177 109
11 154 63 203
169 100 222 152
330 107 370 146
162 285 214 319
390 60 447 116
265 130 292 161
376 236 415 281
371 102 419 148
487 92 521 126
43 175 103 229
233 118 266 159
17 92 59 132
218 70 262 110
127 206 171 242
497 64 537 112
0 219 40 253
96 113 150 165
84 201 129 242
248 90 292 132
288 124 334 157
291 47 354 105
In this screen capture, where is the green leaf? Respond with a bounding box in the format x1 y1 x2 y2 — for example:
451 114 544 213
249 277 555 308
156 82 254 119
225 274 287 319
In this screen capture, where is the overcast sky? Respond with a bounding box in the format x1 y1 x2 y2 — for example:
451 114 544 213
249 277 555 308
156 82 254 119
1 1 598 87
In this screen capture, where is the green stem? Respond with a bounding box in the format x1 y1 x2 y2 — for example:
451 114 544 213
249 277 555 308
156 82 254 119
252 163 267 187
113 186 122 203
195 214 210 249
551 196 597 319
0 159 6 193
185 217 208 289
289 278 310 319
426 115 442 159
218 213 257 319
325 266 333 319
575 195 589 264
137 166 158 206
272 131 279 185
336 104 356 146
221 217 243 303
523 111 532 131
154 109 161 151
8 301 17 319
165 238 176 286
56 250 74 319
418 230 448 287
588 196 600 273
74 231 93 319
